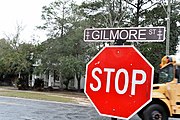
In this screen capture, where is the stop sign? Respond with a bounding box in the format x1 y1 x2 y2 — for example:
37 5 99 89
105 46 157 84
85 46 154 119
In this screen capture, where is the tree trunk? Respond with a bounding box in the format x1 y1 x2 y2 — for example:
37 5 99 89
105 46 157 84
135 0 141 26
76 72 81 92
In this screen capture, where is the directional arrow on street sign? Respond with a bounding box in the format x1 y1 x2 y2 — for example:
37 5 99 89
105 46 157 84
84 27 165 42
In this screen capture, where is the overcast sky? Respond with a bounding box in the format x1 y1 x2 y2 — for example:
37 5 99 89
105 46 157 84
0 0 82 43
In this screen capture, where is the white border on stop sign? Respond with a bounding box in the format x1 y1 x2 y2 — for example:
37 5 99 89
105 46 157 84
84 45 154 120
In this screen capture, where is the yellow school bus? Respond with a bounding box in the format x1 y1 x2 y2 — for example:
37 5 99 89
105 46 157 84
138 55 180 120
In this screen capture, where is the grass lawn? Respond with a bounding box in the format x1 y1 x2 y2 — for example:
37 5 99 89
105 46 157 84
0 89 77 103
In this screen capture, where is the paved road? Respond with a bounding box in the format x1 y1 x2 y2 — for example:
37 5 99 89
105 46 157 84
0 96 178 120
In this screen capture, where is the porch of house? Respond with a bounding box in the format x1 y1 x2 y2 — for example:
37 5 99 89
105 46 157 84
28 72 85 91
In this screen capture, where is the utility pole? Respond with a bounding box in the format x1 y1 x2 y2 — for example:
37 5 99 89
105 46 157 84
166 0 171 55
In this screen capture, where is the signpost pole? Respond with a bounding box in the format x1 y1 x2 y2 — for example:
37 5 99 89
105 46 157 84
166 0 171 55
111 118 117 120
115 39 126 46
111 39 126 120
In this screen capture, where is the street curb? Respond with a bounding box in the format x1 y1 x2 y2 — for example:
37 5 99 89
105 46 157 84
0 95 92 107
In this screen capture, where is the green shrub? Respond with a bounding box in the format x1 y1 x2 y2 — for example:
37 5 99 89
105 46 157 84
33 78 44 90
16 78 28 90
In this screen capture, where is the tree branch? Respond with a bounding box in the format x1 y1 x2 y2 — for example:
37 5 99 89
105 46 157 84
140 2 159 13
140 0 151 8
124 0 137 8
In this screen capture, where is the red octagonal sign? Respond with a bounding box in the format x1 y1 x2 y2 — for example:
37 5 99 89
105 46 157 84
85 46 154 119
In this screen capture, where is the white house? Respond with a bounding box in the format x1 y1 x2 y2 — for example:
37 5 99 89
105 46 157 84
28 59 85 90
